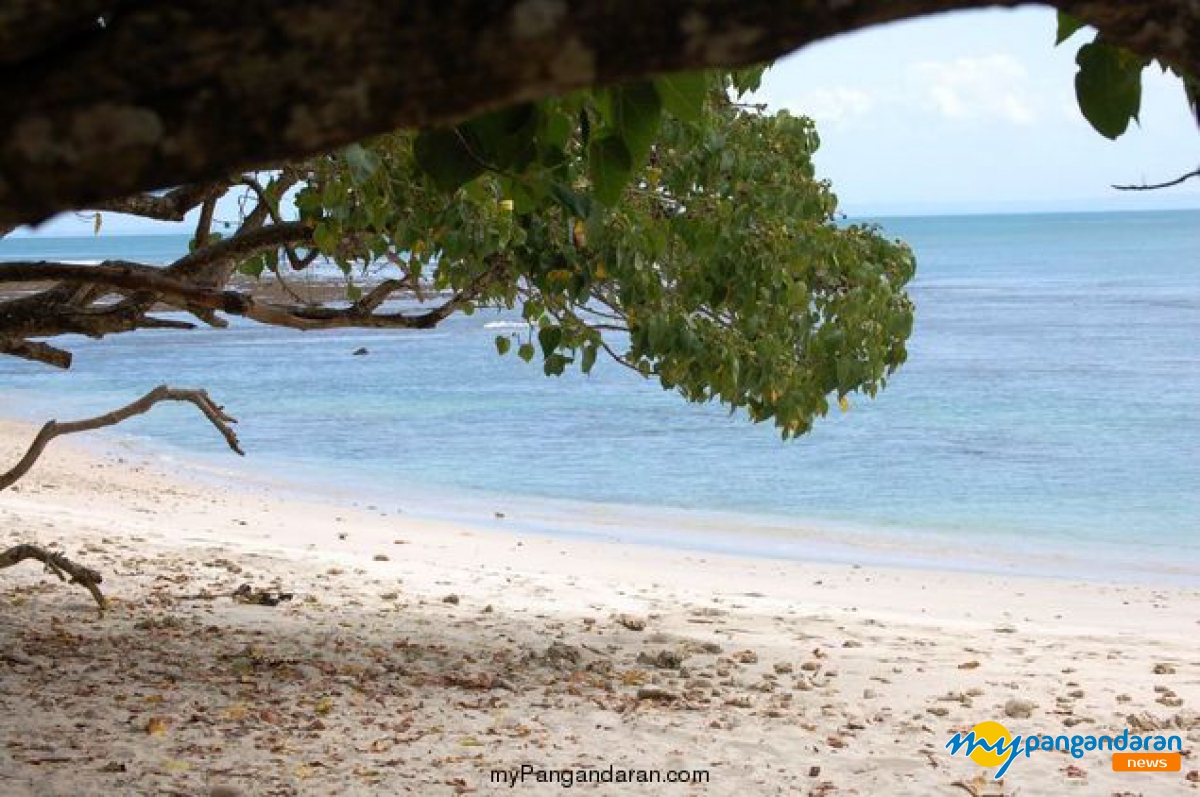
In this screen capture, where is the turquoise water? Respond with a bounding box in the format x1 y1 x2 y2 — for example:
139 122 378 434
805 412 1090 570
2 211 1198 575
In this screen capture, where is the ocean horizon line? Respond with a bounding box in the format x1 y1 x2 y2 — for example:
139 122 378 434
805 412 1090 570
4 205 1198 239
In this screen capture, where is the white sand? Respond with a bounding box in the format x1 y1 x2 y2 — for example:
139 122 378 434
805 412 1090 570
0 418 1197 795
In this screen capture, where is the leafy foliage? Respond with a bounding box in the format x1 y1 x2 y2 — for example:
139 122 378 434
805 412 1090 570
281 68 914 438
1057 11 1199 138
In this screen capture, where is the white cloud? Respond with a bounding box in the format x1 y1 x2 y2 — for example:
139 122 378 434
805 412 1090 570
781 87 875 127
908 55 1036 125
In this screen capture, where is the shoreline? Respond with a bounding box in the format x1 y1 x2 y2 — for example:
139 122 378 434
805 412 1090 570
2 398 1195 588
1 415 1198 794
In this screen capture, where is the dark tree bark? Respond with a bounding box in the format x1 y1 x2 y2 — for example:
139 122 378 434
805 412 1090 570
0 0 1196 226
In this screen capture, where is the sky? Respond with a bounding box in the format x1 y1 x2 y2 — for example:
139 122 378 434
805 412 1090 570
752 7 1199 216
14 6 1200 236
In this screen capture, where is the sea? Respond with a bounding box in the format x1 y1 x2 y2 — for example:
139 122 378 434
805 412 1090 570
2 210 1198 581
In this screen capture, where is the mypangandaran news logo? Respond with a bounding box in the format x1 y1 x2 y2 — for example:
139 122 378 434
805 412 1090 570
946 720 1183 778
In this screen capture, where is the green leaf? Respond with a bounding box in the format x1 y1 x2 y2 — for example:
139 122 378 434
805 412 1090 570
262 61 920 442
1074 41 1144 139
539 106 574 149
609 82 662 165
656 72 707 122
342 143 381 183
461 104 539 171
543 353 570 376
237 254 267 279
587 135 633 206
538 326 562 355
730 65 768 96
581 344 598 374
1055 11 1087 45
312 223 337 253
345 284 362 302
548 183 593 219
413 130 485 192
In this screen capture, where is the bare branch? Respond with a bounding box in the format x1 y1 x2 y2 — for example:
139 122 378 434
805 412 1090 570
0 384 243 493
0 337 72 368
194 195 218 248
0 385 243 613
0 544 106 611
356 279 407 312
1113 167 1200 191
138 315 197 330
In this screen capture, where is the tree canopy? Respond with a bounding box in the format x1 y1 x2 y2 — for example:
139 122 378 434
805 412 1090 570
1 69 915 438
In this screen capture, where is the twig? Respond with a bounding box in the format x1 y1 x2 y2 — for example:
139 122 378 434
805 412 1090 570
949 781 980 797
1113 167 1200 191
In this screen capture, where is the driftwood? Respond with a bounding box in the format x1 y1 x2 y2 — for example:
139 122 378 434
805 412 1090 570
0 544 105 610
0 385 242 610
177 584 295 606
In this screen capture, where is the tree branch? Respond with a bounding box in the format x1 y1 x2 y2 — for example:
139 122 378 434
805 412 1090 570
0 219 311 343
0 384 243 493
1113 167 1200 191
0 337 72 368
165 221 312 282
89 179 232 222
0 384 243 613
0 255 502 333
0 0 1195 225
239 175 312 272
0 544 106 611
194 195 218 248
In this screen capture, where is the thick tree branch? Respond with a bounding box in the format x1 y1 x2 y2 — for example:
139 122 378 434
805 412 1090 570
165 221 312 281
0 220 312 342
0 337 73 368
89 180 232 222
0 221 308 342
194 195 218 248
0 385 243 494
0 255 503 334
0 0 1195 225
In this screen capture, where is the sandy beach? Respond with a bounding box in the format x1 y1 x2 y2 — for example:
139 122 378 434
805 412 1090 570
1 417 1197 795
